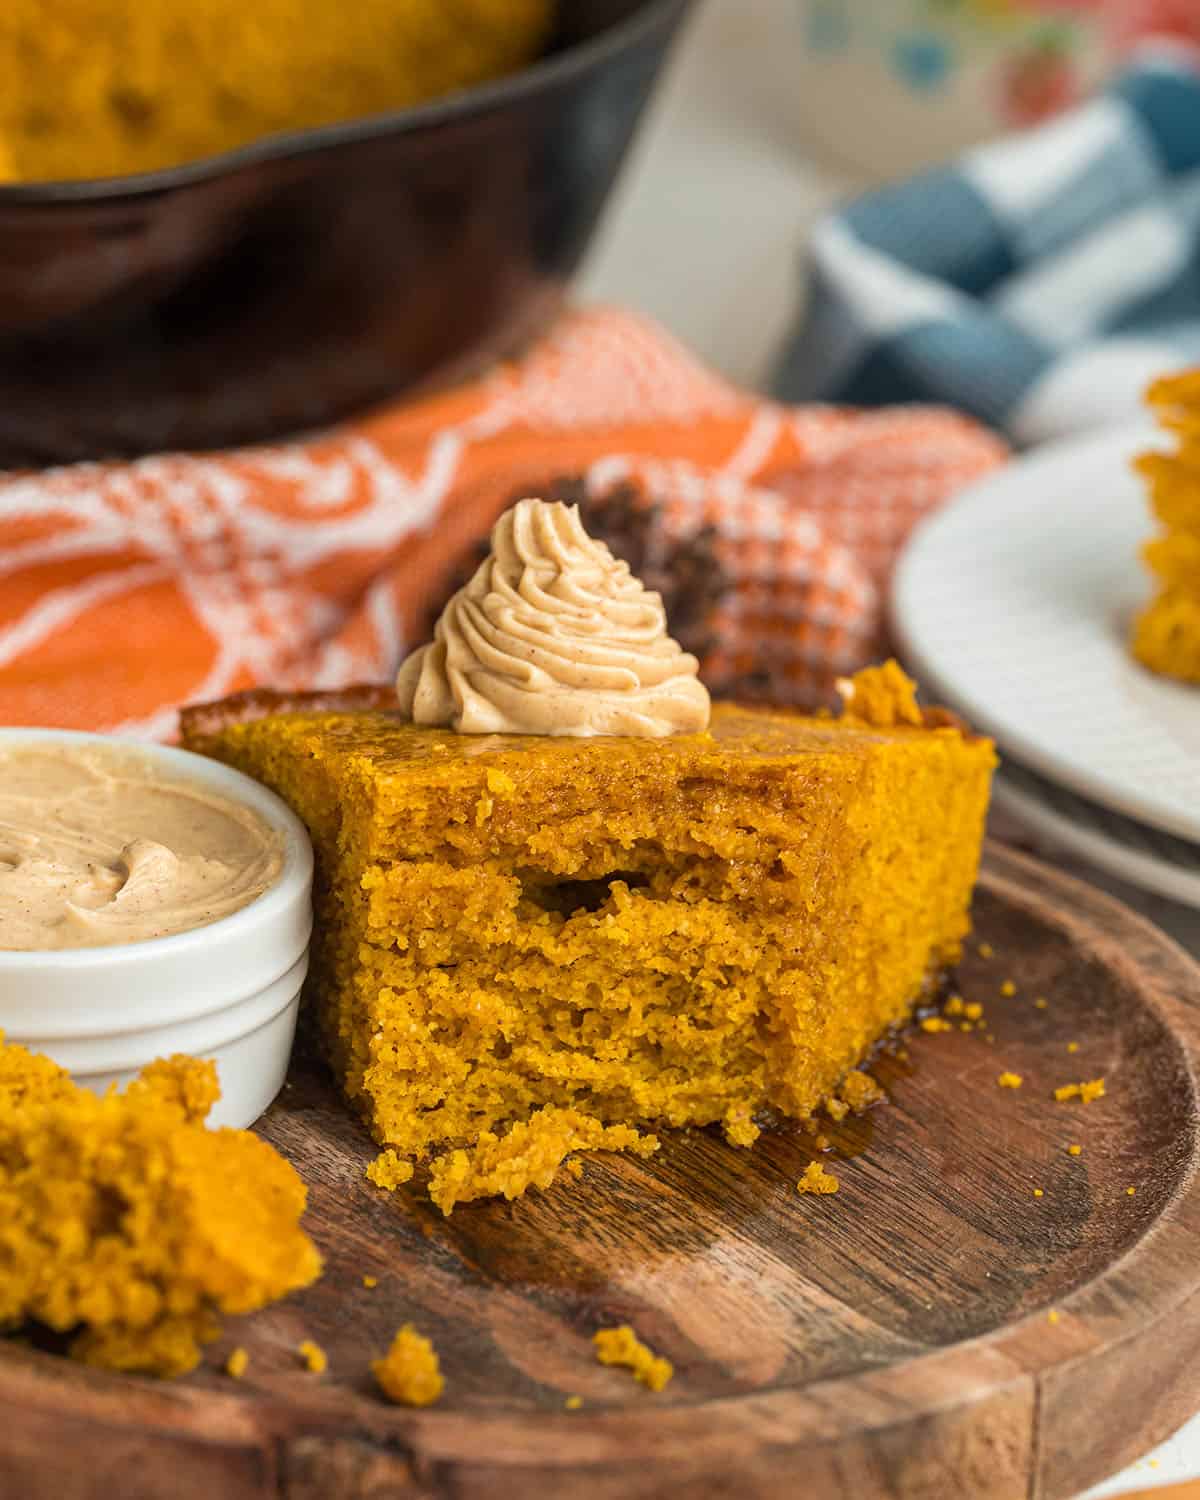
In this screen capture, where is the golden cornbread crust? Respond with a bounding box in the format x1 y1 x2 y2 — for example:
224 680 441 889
183 668 994 1208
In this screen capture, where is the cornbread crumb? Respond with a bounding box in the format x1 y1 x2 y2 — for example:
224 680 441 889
0 1038 320 1376
566 1394 584 1410
1047 1310 1060 1326
299 1339 327 1374
814 1134 831 1151
964 1002 984 1021
1054 1079 1106 1104
1000 980 1016 998
944 996 965 1017
566 1158 584 1179
225 1347 249 1379
978 942 995 959
798 1161 839 1195
372 1326 443 1406
366 1149 415 1191
1068 1144 1082 1157
959 1022 973 1033
722 1103 760 1147
1067 1042 1079 1053
836 660 923 727
594 1326 673 1392
838 1070 883 1112
427 1107 658 1216
1127 1186 1136 1196
362 1275 378 1289
998 1072 1023 1089
920 1017 953 1034
1034 998 1048 1011
824 1097 850 1122
1033 1188 1044 1198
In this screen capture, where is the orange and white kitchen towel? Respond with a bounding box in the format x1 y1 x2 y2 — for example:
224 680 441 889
0 308 1005 737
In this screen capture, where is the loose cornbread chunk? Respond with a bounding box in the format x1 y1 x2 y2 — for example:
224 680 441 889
594 1325 673 1391
426 1107 659 1216
0 1038 321 1375
183 665 994 1199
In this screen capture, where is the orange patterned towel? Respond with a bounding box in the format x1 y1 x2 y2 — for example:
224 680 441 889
0 309 1005 737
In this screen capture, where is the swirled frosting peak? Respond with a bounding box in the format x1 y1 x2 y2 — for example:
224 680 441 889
395 498 711 737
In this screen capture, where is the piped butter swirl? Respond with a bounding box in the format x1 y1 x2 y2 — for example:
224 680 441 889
395 498 711 737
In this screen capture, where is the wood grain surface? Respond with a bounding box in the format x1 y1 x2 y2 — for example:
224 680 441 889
2 842 1200 1500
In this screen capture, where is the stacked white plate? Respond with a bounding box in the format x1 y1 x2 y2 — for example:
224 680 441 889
891 423 1200 910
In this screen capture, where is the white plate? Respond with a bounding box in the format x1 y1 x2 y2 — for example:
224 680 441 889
993 760 1200 910
891 423 1200 843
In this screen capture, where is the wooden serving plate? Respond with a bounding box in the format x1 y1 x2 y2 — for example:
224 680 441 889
4 842 1200 1500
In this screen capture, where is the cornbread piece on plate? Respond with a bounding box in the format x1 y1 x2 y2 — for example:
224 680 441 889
183 662 994 1204
1131 372 1200 684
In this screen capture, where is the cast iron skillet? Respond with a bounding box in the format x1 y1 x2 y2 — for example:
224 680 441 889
0 0 691 465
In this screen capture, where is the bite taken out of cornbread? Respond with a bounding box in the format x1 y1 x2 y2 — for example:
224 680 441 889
182 499 995 1213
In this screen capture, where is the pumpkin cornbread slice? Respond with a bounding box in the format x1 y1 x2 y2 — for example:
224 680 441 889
183 664 994 1198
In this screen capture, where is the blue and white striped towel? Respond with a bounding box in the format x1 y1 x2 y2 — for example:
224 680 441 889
774 50 1200 445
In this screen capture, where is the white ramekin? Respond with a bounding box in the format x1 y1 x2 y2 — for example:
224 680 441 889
0 728 313 1128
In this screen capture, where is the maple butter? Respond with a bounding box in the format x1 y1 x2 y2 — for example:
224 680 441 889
0 743 282 951
396 498 711 737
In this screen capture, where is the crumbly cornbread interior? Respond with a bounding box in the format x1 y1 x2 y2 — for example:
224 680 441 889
186 666 994 1207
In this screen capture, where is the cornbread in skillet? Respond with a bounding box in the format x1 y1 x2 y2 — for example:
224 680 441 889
183 662 995 1202
0 0 553 181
